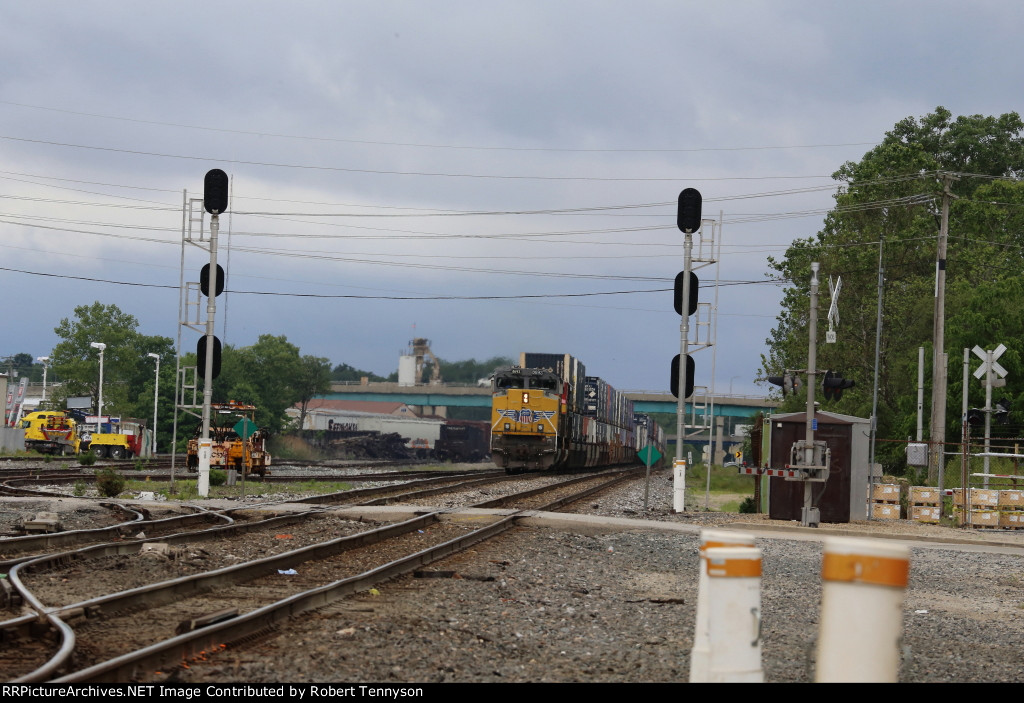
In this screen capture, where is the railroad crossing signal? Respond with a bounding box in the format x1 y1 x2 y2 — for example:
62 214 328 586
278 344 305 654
822 370 854 401
973 344 1007 382
768 371 801 396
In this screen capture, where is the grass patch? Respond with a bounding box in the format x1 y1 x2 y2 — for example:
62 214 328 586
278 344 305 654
120 477 354 500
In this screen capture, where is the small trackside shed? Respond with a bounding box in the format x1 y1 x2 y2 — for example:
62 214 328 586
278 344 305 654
766 410 871 523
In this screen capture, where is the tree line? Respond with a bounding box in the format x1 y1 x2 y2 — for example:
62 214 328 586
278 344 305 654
761 107 1024 475
12 301 513 450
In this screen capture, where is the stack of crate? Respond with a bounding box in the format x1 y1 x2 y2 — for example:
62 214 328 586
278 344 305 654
909 486 941 524
870 482 901 520
952 488 1000 527
998 489 1024 529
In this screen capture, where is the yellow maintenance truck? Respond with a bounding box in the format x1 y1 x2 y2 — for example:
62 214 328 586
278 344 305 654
20 411 81 456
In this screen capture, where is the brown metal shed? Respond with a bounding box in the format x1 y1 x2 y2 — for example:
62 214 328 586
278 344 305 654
767 410 871 523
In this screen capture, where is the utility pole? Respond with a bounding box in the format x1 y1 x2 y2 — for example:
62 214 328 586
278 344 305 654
929 172 957 483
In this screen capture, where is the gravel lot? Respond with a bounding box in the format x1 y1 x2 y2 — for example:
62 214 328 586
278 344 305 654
167 470 1024 684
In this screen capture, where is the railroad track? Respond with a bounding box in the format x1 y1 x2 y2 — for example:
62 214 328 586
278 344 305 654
2 468 643 682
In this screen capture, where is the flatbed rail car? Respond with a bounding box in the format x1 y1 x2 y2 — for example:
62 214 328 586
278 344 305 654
490 352 665 473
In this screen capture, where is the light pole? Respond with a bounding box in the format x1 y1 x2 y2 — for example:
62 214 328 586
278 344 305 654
147 353 160 456
36 356 49 402
90 342 106 418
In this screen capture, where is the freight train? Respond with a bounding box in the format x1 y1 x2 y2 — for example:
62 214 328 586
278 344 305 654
490 353 666 473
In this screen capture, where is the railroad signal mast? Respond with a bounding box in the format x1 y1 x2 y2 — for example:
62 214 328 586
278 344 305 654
170 169 229 496
670 188 720 511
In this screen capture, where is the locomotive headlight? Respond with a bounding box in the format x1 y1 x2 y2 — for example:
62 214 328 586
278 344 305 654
504 423 511 430
522 392 529 404
537 424 544 432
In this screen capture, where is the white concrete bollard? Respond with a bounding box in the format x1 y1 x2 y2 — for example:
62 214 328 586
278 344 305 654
815 537 910 682
673 459 687 512
690 529 756 683
705 545 764 683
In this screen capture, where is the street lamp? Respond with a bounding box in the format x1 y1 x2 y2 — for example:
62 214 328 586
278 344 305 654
147 353 160 456
90 342 106 418
36 356 49 402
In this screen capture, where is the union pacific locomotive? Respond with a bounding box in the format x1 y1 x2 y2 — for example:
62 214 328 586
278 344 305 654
490 352 665 473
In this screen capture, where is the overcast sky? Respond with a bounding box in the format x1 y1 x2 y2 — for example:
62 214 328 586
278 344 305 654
2 1 1022 397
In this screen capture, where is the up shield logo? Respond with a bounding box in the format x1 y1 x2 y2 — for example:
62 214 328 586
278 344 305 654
518 409 534 423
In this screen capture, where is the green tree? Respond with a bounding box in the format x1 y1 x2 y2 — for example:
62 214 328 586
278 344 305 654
331 363 387 383
294 355 332 429
761 107 1024 474
51 302 174 418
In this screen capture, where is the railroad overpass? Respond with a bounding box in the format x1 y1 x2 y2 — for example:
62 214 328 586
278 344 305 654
322 382 777 434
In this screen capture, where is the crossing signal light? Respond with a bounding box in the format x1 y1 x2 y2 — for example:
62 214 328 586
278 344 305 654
822 370 854 401
996 398 1011 425
670 354 695 399
966 408 985 427
768 372 801 396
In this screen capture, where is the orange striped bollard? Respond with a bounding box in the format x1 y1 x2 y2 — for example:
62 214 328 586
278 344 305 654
690 529 756 683
704 545 764 683
815 537 910 682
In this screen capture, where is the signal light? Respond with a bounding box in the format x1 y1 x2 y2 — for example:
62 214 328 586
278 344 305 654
204 169 229 215
197 335 222 380
200 263 225 297
966 408 985 427
768 372 801 396
673 271 699 316
677 188 702 234
670 354 695 399
821 370 854 401
996 398 1011 425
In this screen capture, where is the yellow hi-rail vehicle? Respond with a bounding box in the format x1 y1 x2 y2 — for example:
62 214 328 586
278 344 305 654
21 411 81 456
185 401 272 477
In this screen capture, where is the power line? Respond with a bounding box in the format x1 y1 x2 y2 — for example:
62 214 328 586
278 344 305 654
0 134 837 183
0 100 881 155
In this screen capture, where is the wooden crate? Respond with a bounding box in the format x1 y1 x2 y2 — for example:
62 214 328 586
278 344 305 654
909 486 940 506
911 505 940 524
952 488 1000 508
998 511 1024 529
871 483 901 503
999 490 1024 508
954 508 1000 527
871 502 901 520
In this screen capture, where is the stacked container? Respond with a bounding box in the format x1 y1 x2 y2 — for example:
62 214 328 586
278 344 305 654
870 483 901 520
909 486 941 524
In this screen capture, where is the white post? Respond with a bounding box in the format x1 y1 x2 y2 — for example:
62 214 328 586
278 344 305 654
815 537 910 682
705 545 763 683
690 530 755 683
90 342 106 419
36 357 49 402
197 439 212 496
673 459 687 512
148 353 160 456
